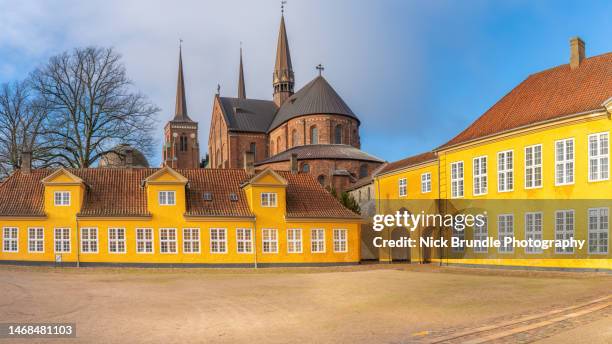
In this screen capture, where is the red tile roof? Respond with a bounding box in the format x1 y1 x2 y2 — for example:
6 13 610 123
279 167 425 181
439 52 612 150
0 168 359 219
376 152 437 175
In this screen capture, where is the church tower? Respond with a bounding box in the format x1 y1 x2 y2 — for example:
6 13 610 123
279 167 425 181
163 45 200 169
272 12 294 107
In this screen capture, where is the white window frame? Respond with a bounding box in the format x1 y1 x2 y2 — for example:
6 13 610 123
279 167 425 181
54 228 71 253
262 228 278 253
473 217 488 253
108 228 126 254
451 226 465 253
236 228 253 254
260 192 278 207
28 227 44 253
136 228 154 254
555 210 575 254
473 156 487 196
81 227 98 254
183 228 201 254
287 228 302 253
421 173 432 193
525 212 543 254
555 138 574 186
158 190 176 206
311 228 325 253
210 228 227 254
588 132 609 182
497 150 514 192
333 229 348 253
497 214 514 253
525 144 543 189
450 161 464 198
398 178 407 197
54 191 71 206
159 228 177 254
588 208 609 254
3 227 18 253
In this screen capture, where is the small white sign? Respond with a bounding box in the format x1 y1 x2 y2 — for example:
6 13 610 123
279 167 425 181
55 255 62 263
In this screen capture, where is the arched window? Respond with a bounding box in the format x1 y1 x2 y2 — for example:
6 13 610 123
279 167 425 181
359 164 368 178
179 134 188 151
334 125 342 144
270 140 275 155
317 174 326 186
276 137 281 152
250 142 257 157
292 129 298 147
302 163 310 172
310 126 318 144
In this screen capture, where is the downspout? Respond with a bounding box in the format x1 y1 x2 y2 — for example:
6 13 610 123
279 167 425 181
253 218 258 269
76 217 80 268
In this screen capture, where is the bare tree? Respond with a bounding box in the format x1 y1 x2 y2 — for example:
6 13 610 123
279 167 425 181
0 80 49 178
30 46 159 168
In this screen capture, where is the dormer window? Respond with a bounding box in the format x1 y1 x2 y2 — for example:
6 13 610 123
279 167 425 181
203 192 213 201
158 191 176 206
229 193 238 202
261 192 277 207
54 191 70 206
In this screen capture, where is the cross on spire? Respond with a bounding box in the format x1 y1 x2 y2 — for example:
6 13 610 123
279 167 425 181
316 64 324 76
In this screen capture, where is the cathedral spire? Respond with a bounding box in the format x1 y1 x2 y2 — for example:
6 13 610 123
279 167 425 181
174 42 192 122
273 11 294 107
238 45 246 99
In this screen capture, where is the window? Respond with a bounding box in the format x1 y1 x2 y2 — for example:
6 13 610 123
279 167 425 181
27 227 44 253
588 133 609 181
291 129 298 147
179 134 188 151
210 228 227 253
108 228 126 253
588 208 608 254
333 229 348 252
81 228 98 253
158 191 176 206
473 156 487 196
250 142 257 157
421 173 431 193
160 228 177 254
287 229 302 253
3 227 18 252
359 164 368 178
525 212 543 254
498 215 514 253
261 192 277 207
525 144 543 188
451 161 464 198
473 217 488 253
302 163 310 173
334 125 342 144
54 191 70 206
311 229 325 253
398 178 407 197
262 229 278 253
497 150 513 192
236 228 253 253
451 226 465 253
317 175 326 186
54 228 70 253
555 210 575 254
136 228 153 254
555 138 574 185
310 126 318 144
183 228 200 254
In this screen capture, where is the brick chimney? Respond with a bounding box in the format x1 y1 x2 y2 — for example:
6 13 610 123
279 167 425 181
290 153 298 174
21 151 32 174
244 151 255 175
570 36 585 70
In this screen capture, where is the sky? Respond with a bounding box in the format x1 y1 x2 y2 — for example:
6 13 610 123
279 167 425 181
1 0 611 166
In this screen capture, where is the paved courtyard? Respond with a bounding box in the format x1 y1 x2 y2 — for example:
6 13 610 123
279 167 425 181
0 264 610 343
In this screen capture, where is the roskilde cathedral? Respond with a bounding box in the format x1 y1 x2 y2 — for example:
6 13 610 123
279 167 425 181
161 12 383 192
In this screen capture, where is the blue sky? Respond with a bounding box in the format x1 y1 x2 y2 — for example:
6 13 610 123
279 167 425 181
1 0 611 165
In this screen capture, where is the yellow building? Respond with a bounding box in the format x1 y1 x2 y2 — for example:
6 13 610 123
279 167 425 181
0 165 361 267
375 37 612 271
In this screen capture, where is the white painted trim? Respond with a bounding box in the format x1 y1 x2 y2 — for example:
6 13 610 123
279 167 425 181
53 227 71 254
80 227 99 254
587 132 610 183
107 228 127 254
554 138 575 186
182 228 201 254
209 228 227 254
159 228 178 254
497 150 514 193
135 228 154 254
287 228 303 254
332 228 348 253
2 227 19 253
524 144 543 190
310 228 326 253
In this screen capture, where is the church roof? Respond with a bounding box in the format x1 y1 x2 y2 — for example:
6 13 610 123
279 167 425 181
269 76 358 130
218 97 277 133
255 144 383 165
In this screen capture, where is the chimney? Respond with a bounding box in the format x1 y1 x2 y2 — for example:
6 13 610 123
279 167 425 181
21 151 32 174
125 148 134 168
570 36 585 70
244 151 255 175
290 153 298 174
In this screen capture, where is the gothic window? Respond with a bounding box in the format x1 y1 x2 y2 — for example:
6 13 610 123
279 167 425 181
359 164 368 178
302 163 310 173
334 125 342 144
179 135 188 152
310 126 318 144
292 129 298 147
317 174 326 186
250 142 257 157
